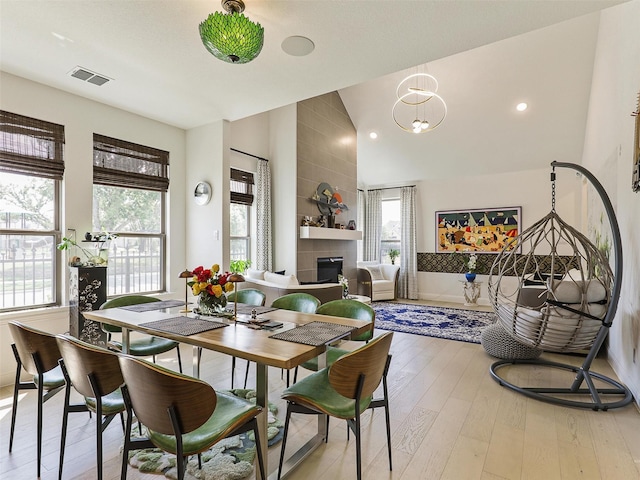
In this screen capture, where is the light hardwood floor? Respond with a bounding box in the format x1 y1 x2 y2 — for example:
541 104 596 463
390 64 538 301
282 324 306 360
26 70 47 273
2 302 639 480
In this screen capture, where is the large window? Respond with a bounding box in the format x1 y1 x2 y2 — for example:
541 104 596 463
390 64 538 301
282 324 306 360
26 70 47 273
230 168 254 262
381 198 400 264
0 111 64 311
93 134 168 296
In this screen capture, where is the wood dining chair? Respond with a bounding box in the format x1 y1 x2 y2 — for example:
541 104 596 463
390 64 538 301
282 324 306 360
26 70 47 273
8 321 66 478
293 298 375 383
100 295 183 372
56 334 126 480
118 354 266 480
278 331 394 480
228 288 266 388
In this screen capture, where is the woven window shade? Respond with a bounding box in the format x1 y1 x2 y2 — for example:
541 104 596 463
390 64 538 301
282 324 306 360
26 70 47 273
230 168 254 205
93 134 169 192
0 110 65 180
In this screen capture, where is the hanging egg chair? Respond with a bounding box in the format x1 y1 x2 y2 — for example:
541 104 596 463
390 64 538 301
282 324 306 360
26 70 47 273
486 161 632 410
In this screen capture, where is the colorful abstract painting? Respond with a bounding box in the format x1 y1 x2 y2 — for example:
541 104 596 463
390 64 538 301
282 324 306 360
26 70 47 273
436 207 521 253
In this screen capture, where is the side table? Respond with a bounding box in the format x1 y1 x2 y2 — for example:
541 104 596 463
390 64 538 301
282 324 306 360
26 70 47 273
459 280 482 306
346 294 372 304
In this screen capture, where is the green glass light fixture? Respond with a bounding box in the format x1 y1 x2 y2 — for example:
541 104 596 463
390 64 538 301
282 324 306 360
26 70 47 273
199 0 264 64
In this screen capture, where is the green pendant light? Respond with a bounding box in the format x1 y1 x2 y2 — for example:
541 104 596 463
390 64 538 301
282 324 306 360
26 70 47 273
199 0 264 64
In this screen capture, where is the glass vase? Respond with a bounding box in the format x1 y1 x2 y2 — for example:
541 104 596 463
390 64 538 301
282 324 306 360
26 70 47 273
198 293 227 315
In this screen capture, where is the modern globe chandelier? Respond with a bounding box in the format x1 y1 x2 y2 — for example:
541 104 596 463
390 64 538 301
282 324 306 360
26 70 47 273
392 72 447 134
199 0 264 64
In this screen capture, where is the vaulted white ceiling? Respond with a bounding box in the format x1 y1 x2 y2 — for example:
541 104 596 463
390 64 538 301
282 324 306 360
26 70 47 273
0 1 628 186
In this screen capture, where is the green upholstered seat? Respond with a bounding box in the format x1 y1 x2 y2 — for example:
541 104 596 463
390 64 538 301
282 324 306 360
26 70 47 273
56 334 126 480
100 295 182 372
271 292 320 313
228 288 266 307
295 299 375 381
8 321 66 478
34 364 66 390
278 332 394 480
119 356 265 480
149 390 263 455
282 368 372 419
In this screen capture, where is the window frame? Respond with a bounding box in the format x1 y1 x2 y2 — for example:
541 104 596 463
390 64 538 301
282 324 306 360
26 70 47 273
92 134 168 296
0 110 64 312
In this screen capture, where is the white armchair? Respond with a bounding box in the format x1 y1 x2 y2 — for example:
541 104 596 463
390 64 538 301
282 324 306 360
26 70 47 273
357 261 400 301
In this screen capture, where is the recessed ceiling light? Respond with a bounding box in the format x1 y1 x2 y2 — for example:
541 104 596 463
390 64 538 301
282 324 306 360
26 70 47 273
516 102 528 112
369 132 378 140
281 36 315 56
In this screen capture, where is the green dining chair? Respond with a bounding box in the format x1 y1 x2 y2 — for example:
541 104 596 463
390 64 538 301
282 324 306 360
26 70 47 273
277 332 394 480
8 321 66 478
119 355 265 480
271 292 321 313
100 295 182 373
271 293 321 387
228 289 266 388
293 299 375 383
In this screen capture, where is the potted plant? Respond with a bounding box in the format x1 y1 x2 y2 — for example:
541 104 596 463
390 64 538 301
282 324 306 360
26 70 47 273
465 253 477 282
388 249 400 265
230 259 252 274
57 231 117 266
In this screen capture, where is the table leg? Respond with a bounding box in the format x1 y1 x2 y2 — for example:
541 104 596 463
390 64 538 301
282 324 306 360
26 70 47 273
122 328 130 354
192 346 201 378
255 363 269 475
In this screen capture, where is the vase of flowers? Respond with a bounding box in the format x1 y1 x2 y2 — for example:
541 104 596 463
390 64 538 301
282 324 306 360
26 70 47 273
188 264 234 315
465 253 477 282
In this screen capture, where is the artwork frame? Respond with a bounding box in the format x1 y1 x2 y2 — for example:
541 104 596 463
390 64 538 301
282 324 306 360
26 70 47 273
436 206 522 253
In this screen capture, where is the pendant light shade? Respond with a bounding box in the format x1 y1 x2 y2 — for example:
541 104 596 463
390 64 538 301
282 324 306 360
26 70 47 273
199 0 264 64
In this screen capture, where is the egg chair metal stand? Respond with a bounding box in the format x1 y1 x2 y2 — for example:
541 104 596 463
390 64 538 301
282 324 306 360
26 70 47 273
487 161 633 410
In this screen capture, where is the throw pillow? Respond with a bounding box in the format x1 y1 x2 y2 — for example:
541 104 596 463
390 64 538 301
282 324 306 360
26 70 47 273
367 265 385 281
264 271 299 287
246 269 265 281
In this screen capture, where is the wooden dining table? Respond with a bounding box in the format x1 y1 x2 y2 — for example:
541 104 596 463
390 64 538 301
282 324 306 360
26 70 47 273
82 303 372 479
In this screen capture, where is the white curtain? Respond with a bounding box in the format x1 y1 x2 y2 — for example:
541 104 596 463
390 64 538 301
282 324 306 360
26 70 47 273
399 186 418 299
357 189 366 262
364 189 382 261
255 159 273 271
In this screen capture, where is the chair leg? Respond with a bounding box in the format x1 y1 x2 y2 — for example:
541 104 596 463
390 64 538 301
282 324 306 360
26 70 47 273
277 405 294 480
354 413 362 480
293 366 298 384
231 356 237 389
176 345 183 373
9 353 22 453
96 405 103 480
252 419 266 480
58 381 72 480
36 380 44 478
243 360 251 389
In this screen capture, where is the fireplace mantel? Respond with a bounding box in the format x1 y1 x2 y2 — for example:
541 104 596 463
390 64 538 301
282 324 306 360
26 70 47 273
299 226 362 241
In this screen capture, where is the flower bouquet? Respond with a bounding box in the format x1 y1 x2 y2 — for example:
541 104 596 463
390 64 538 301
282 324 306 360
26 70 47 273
188 264 235 315
338 274 349 299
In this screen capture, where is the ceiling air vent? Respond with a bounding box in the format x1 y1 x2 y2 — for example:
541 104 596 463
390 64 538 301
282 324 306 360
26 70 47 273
68 66 112 86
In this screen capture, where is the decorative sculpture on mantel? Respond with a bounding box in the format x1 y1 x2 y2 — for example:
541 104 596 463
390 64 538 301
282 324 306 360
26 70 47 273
310 182 349 215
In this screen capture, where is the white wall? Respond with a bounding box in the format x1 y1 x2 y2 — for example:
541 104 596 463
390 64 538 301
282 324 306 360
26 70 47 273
269 104 298 274
581 0 640 405
407 166 581 304
0 72 187 387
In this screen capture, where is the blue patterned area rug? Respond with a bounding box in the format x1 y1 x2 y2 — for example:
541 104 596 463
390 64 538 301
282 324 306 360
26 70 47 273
371 302 496 344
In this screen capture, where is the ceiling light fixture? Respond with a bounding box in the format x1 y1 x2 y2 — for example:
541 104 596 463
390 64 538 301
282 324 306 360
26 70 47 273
369 132 378 140
392 72 447 134
199 0 264 64
516 102 528 112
